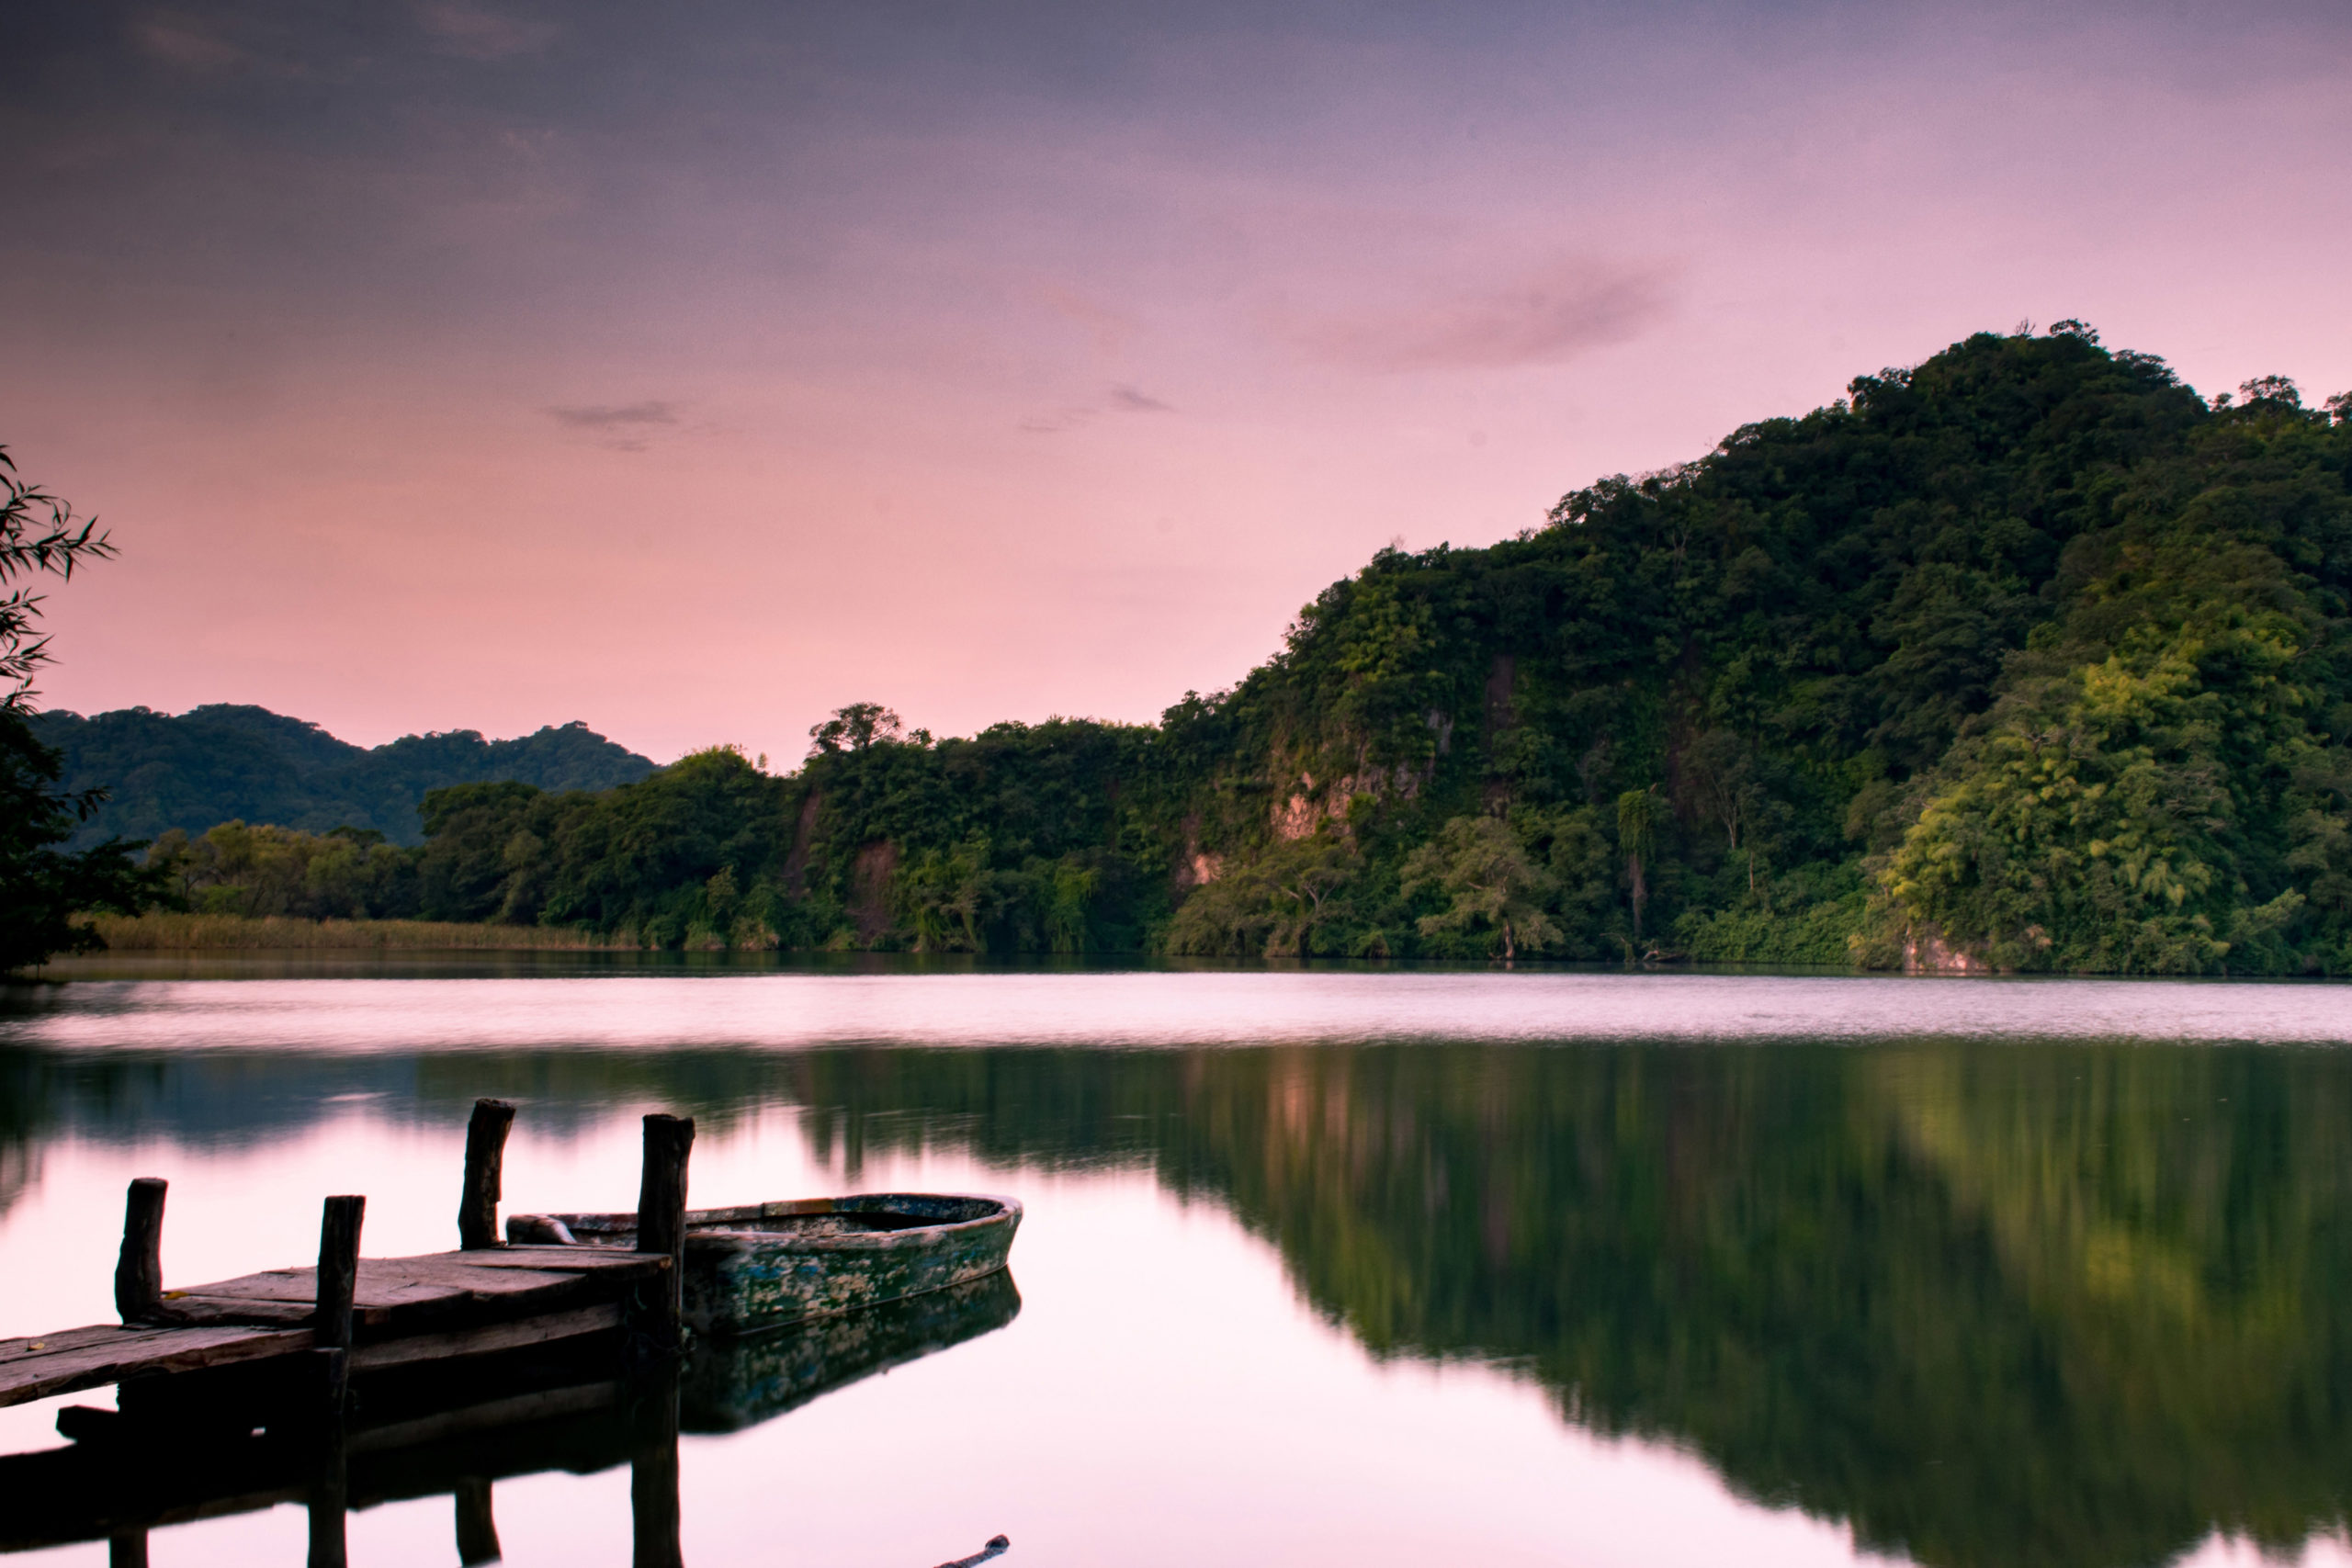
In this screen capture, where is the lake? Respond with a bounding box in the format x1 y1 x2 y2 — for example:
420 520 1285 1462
4 960 2350 1568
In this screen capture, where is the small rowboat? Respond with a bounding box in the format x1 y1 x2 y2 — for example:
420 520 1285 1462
504 1193 1021 1338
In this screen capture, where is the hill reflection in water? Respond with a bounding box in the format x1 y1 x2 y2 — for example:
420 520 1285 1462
5 970 2350 1567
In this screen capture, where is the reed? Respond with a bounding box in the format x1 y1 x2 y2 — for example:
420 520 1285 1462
84 912 640 951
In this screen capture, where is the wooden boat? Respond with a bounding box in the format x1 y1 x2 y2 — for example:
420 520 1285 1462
504 1193 1021 1337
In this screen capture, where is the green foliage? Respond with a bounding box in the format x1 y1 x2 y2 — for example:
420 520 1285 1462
147 821 421 921
1399 815 1558 959
1167 830 1358 957
0 447 166 970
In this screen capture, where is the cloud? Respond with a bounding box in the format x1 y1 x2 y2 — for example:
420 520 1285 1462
417 2 558 61
549 400 676 430
130 11 249 72
1293 259 1678 373
1021 385 1176 434
548 400 678 451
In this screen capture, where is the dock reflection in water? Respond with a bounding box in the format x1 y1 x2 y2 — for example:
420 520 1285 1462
0 1272 1021 1563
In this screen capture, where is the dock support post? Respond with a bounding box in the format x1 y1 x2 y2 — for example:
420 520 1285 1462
114 1179 166 1324
107 1529 148 1568
307 1429 348 1568
315 1194 364 1415
454 1476 502 1565
628 1359 684 1568
634 1113 695 1349
458 1098 516 1249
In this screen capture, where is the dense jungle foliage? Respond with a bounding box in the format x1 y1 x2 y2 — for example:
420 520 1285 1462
136 325 2352 972
32 705 655 848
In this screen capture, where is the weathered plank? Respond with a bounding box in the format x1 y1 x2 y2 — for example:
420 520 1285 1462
425 1247 656 1271
0 1324 314 1409
155 1254 641 1333
349 1303 622 1373
3 1257 663 1407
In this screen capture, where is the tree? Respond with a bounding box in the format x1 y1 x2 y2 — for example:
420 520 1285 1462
1616 787 1659 941
1401 815 1559 962
0 447 166 970
808 702 904 755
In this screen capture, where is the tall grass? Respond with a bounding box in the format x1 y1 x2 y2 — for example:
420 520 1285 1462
85 913 642 952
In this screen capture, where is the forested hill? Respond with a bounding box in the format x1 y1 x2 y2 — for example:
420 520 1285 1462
153 327 2352 974
36 705 655 847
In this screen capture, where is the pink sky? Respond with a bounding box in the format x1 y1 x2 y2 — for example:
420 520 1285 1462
3 0 2347 764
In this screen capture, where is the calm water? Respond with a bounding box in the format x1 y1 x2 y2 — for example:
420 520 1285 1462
4 963 2351 1568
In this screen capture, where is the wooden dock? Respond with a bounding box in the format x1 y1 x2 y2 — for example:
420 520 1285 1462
0 1101 695 1414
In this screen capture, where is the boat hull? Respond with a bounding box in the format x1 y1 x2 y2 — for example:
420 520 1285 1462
508 1193 1021 1337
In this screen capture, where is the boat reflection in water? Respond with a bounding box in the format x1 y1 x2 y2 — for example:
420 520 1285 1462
0 1269 1021 1564
684 1270 1021 1432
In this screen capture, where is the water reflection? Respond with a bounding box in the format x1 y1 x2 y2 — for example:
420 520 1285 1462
4 976 2351 1567
0 1271 1021 1562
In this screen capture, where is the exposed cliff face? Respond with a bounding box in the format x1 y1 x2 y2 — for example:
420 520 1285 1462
1901 925 1993 975
849 840 899 940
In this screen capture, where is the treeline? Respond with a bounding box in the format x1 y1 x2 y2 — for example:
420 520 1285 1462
143 326 2352 972
31 705 655 848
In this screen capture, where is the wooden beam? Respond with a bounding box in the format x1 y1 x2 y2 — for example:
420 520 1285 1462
348 1303 622 1373
0 1324 317 1409
114 1179 166 1325
458 1100 516 1251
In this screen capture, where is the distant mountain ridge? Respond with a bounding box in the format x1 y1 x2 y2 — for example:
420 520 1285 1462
30 705 659 848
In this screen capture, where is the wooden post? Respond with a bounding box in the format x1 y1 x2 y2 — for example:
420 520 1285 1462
628 1359 684 1568
107 1529 148 1568
114 1179 166 1324
634 1114 695 1348
454 1476 502 1565
307 1428 348 1568
315 1194 364 1416
458 1098 516 1249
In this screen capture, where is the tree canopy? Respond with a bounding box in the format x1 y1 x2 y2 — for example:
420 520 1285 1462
119 327 2352 972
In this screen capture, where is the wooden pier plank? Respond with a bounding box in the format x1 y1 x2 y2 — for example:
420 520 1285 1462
0 1323 315 1408
1 1251 665 1409
349 1303 622 1372
150 1249 665 1330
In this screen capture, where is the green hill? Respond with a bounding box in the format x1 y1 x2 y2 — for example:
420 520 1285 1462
141 326 2352 971
34 705 656 848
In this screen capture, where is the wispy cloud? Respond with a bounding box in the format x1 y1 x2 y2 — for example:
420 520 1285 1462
417 2 558 61
130 11 248 72
1022 385 1175 434
1293 259 1678 373
548 400 678 451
